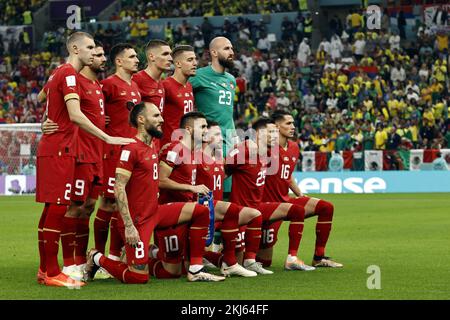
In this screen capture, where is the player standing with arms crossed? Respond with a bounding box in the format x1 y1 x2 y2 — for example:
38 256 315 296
259 110 343 268
92 43 141 278
36 33 133 287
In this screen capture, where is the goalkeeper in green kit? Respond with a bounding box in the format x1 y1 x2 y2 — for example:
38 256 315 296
189 36 238 251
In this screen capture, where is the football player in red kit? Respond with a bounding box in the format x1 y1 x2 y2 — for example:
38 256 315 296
84 102 225 283
226 118 315 274
157 112 258 277
160 45 195 148
259 110 343 268
92 43 142 278
36 32 133 287
133 39 171 152
41 41 108 280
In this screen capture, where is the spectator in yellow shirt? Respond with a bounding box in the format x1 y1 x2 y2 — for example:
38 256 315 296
374 123 388 150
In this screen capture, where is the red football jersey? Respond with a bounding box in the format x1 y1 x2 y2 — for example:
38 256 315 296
196 151 225 201
227 141 268 209
37 63 80 157
116 138 159 224
133 70 165 113
158 141 197 204
76 73 105 164
263 141 300 202
101 74 141 139
160 77 194 147
101 75 141 159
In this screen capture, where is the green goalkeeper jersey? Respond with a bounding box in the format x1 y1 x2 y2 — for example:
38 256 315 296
189 65 237 152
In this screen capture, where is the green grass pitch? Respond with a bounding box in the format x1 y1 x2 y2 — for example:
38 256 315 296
1 193 449 300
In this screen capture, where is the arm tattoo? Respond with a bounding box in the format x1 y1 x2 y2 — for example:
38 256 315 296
115 173 134 228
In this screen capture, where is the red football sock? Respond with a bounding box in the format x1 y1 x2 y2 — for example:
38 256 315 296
203 251 223 268
43 204 67 277
38 204 49 272
148 258 181 279
74 217 90 265
99 255 148 284
286 205 305 257
314 200 334 257
256 256 272 267
188 205 209 266
243 215 262 260
94 209 112 253
61 216 78 266
109 212 123 257
219 203 240 266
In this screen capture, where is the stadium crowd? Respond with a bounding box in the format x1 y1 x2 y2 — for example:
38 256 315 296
1 6 449 154
0 0 44 25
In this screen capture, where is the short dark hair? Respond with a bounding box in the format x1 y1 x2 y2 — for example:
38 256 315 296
94 40 103 48
172 44 194 60
271 109 292 123
145 39 169 53
207 120 220 128
128 102 146 128
180 111 206 129
252 117 274 131
110 43 134 65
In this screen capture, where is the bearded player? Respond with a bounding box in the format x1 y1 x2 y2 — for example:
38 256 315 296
92 43 142 278
155 113 259 278
84 102 225 283
259 110 343 268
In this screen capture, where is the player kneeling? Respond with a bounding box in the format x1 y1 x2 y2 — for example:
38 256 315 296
84 102 224 283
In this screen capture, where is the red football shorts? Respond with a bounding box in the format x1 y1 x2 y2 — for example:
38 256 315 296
119 203 186 266
154 224 188 264
36 155 75 205
71 163 102 202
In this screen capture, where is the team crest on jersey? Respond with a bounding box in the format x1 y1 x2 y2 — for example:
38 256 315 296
214 167 220 172
284 157 289 161
229 82 234 89
96 90 101 94
131 92 136 96
185 93 190 97
152 154 157 159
